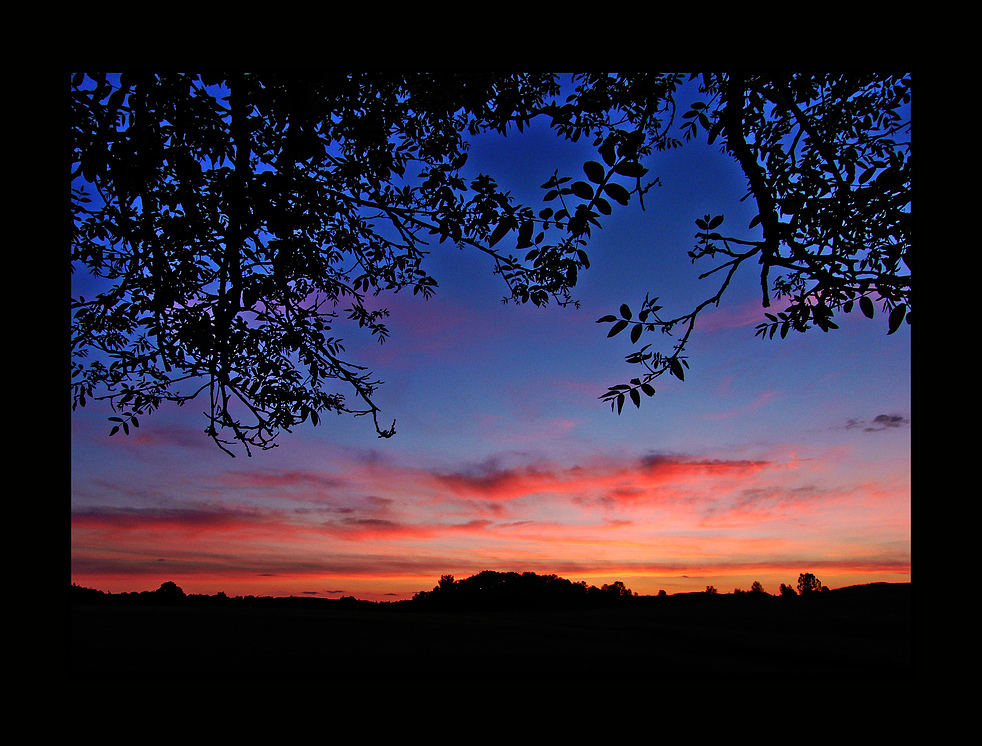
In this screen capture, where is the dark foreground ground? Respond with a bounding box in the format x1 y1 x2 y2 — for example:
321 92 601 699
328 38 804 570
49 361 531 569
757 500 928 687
70 583 910 676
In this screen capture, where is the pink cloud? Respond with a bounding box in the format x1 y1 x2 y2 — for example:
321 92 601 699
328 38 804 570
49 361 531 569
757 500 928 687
700 390 780 420
698 295 792 333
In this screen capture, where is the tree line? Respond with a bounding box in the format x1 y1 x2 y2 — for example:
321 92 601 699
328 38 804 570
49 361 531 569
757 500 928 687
69 580 375 609
71 571 833 610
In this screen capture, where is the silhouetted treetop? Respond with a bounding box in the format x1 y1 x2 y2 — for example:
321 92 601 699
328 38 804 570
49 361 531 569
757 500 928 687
155 581 186 599
797 572 828 595
72 73 910 453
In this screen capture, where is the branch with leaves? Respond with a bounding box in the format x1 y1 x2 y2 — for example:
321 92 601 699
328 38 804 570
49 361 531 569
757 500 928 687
71 72 601 454
72 72 910 451
594 72 910 413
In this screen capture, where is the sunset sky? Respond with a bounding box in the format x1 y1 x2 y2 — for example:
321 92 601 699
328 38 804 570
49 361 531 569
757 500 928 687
70 91 911 601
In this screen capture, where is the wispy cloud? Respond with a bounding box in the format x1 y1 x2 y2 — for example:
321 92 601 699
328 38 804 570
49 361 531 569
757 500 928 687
700 390 780 420
844 414 910 432
698 295 792 333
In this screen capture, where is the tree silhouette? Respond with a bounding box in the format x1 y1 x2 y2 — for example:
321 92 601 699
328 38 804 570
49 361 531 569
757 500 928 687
71 73 581 454
155 581 186 599
601 580 635 597
72 73 910 453
594 73 910 412
797 573 824 595
750 580 765 594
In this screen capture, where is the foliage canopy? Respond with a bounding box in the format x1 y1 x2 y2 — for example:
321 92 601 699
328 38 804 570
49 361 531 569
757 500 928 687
72 72 910 454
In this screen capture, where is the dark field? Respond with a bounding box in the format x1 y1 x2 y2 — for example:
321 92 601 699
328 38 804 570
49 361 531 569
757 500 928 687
70 583 910 676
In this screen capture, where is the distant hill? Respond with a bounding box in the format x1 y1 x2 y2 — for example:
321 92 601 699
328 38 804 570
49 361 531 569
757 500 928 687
407 570 638 611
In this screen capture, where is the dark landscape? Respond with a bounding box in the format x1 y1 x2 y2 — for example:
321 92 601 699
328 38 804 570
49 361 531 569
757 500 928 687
70 571 911 676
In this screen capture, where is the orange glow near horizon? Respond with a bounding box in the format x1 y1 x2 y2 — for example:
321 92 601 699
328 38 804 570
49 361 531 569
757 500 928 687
70 563 910 603
72 446 910 601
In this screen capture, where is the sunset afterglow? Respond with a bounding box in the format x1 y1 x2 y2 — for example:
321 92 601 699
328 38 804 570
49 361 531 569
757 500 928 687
71 100 910 602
